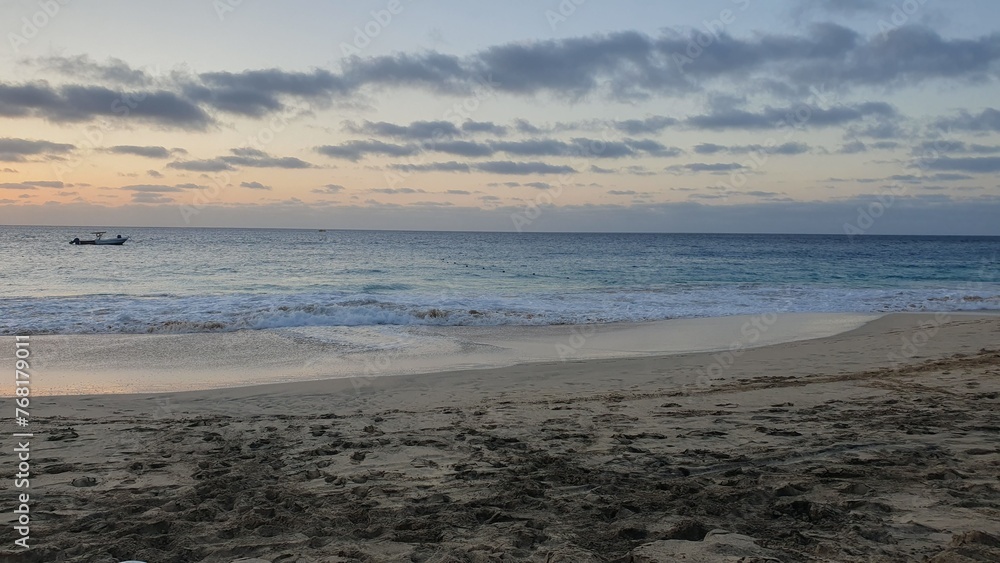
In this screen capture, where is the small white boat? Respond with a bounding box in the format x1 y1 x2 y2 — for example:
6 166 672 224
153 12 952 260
70 231 129 245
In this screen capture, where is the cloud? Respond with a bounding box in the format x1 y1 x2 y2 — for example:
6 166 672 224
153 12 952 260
316 140 420 161
12 26 1000 132
934 108 1000 133
316 136 672 161
345 120 462 140
912 141 1000 156
1 168 16 173
167 159 235 172
312 184 345 194
103 145 171 158
131 192 174 204
794 0 880 19
121 184 199 193
667 162 748 173
168 148 313 171
612 116 677 134
220 152 313 169
371 187 426 194
919 156 1000 173
839 141 868 154
474 161 576 175
23 180 64 188
461 121 508 135
590 165 615 174
0 82 212 129
389 161 472 173
240 181 272 190
0 138 75 162
433 140 496 157
147 170 163 178
695 141 815 156
388 160 575 175
445 189 471 195
31 55 152 86
693 143 726 155
685 102 896 130
185 68 349 116
337 25 1000 101
608 190 637 195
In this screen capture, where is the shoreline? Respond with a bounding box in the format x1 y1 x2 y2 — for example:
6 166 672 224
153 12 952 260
5 311 885 396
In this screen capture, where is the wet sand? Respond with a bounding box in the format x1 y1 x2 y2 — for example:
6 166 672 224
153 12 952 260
3 313 1000 562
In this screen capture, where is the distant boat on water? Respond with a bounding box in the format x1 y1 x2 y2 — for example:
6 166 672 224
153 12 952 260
70 231 129 245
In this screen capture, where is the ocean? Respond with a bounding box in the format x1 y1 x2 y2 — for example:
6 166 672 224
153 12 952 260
2 226 999 337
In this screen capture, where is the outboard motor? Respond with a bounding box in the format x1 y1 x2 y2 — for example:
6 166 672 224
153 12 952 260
70 237 80 245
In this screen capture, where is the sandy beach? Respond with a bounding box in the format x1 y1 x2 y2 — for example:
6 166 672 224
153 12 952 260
4 312 1000 562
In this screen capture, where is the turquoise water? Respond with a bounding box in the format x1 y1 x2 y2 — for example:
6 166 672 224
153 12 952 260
1 226 998 335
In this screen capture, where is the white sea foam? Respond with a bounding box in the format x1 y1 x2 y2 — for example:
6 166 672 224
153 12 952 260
2 286 999 335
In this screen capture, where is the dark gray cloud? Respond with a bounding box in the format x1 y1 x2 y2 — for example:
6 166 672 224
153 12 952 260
104 145 171 158
919 156 1000 173
612 116 677 135
167 159 235 172
33 55 151 86
686 102 896 130
240 181 272 190
316 140 420 161
19 25 1000 133
934 108 1000 133
334 25 1000 101
188 68 349 116
220 153 313 169
312 184 345 194
0 180 66 190
371 187 426 194
316 136 673 161
912 140 1000 156
0 138 75 161
693 143 726 155
794 0 880 19
0 82 212 128
698 142 811 155
169 148 313 171
131 192 174 204
433 141 496 157
445 189 472 195
475 161 575 175
839 141 868 154
147 170 163 178
388 160 574 175
461 121 508 135
345 120 462 140
513 119 543 134
667 162 748 173
121 184 197 193
389 161 472 173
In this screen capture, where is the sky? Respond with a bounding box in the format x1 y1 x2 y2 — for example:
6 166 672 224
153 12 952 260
1 0 999 234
